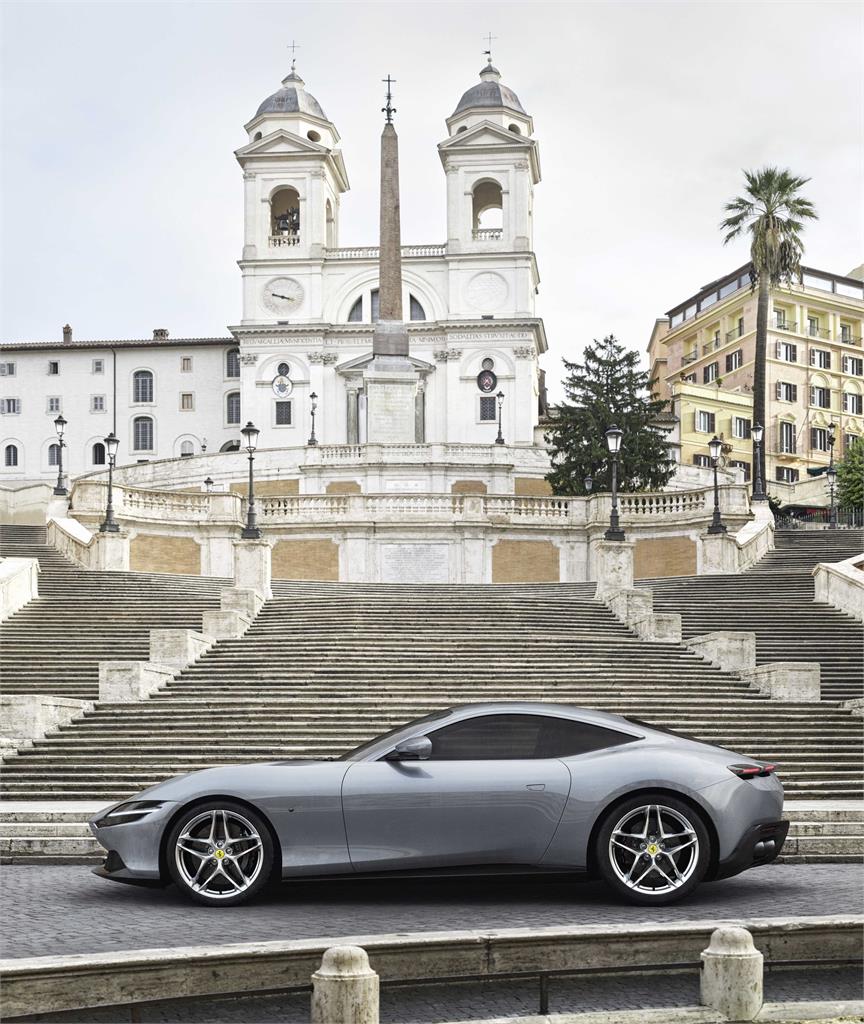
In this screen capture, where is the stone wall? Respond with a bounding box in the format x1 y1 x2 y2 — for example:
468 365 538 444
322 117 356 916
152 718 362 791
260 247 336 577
492 539 560 583
634 536 697 579
272 539 340 581
130 535 202 575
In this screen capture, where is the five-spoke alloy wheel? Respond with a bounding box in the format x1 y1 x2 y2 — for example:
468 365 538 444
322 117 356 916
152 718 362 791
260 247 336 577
166 800 274 906
596 794 710 905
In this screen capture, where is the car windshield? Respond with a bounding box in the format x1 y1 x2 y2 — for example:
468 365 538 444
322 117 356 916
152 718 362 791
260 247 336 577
337 709 455 761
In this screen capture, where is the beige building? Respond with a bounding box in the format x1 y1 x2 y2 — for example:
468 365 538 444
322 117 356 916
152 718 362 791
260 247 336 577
649 262 864 496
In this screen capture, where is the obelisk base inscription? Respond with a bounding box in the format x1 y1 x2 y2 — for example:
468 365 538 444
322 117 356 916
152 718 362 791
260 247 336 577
365 356 418 444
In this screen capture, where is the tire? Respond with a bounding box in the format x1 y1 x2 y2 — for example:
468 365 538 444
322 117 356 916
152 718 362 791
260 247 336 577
166 800 274 907
595 794 710 906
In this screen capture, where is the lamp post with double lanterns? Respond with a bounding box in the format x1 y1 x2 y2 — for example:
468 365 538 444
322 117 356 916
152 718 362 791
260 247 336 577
240 421 261 540
707 435 727 534
99 432 120 533
494 391 505 445
604 425 625 541
750 423 767 502
52 414 68 496
308 392 318 447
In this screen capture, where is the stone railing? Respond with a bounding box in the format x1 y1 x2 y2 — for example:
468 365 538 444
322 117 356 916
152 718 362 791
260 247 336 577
327 244 446 259
0 482 55 526
813 553 864 622
71 480 241 525
0 558 39 621
618 490 708 519
47 517 96 566
268 233 300 247
701 503 775 574
472 228 503 241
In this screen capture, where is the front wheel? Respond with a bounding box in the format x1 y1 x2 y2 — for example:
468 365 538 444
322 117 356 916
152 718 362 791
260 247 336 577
166 801 274 906
596 795 710 905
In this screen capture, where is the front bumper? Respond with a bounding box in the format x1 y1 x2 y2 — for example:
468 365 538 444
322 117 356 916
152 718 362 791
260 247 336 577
89 800 179 886
714 819 789 880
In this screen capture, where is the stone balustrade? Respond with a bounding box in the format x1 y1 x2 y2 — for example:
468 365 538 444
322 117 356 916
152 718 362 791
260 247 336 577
813 553 864 622
327 244 446 259
0 557 39 621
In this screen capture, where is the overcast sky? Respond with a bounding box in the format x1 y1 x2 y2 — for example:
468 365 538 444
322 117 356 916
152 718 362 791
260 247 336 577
1 0 861 400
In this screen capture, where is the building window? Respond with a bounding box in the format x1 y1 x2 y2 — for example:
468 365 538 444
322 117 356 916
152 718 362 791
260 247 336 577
725 350 743 372
0 362 15 376
776 466 799 483
692 454 711 468
226 391 241 425
48 360 59 375
4 443 18 467
776 341 797 362
92 359 104 374
479 396 497 421
843 355 864 377
91 395 105 413
1 398 21 415
48 442 61 466
409 295 426 321
846 433 860 452
844 392 863 415
347 296 363 322
737 316 744 336
47 397 61 414
226 348 240 378
703 362 719 384
682 372 697 383
776 381 798 403
841 324 853 342
809 385 831 409
275 400 292 426
773 310 792 330
133 369 154 403
181 357 193 373
695 410 716 433
180 440 194 457
810 349 831 369
729 459 751 481
92 442 106 465
810 427 831 452
779 421 797 454
732 416 751 439
180 393 194 411
133 416 154 451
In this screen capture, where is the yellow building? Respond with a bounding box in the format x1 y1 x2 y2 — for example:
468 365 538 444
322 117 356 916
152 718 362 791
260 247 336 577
649 262 864 500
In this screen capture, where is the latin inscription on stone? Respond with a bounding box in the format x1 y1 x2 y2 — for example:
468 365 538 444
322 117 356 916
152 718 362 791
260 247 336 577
366 380 416 443
380 543 450 583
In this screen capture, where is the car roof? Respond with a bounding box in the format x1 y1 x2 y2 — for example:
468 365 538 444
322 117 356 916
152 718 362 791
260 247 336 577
441 703 645 733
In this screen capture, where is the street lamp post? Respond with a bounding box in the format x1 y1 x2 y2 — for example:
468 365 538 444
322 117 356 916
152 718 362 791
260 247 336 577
604 425 625 541
707 434 727 534
308 392 318 447
53 415 68 496
583 475 593 494
495 391 505 445
751 423 767 502
240 421 261 540
204 477 214 493
99 432 120 533
826 465 838 530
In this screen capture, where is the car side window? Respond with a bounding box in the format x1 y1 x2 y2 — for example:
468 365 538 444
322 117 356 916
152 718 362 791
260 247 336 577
537 718 636 758
427 714 544 760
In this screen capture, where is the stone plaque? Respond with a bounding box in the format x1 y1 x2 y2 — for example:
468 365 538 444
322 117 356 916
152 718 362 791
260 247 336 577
380 543 450 583
366 378 416 443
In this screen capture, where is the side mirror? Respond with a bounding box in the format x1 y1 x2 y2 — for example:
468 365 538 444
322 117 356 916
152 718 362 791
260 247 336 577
385 736 432 761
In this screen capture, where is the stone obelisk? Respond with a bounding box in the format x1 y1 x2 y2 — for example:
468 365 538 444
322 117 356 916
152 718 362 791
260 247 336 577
365 76 421 442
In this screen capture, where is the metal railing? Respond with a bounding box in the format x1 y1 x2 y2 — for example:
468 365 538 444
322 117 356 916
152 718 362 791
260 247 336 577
682 351 698 364
807 326 830 339
773 320 797 333
776 509 864 530
725 328 744 342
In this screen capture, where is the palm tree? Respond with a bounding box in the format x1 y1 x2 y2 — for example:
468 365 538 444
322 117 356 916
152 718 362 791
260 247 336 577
721 168 817 497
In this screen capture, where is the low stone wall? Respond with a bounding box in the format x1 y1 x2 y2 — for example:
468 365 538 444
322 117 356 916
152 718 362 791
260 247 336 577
0 695 92 756
0 482 54 525
0 557 39 621
813 554 864 622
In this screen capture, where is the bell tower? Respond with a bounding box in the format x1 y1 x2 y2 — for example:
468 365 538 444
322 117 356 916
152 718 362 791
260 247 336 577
235 62 350 325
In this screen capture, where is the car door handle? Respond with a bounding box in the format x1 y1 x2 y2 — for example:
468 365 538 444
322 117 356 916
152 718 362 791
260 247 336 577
526 784 546 791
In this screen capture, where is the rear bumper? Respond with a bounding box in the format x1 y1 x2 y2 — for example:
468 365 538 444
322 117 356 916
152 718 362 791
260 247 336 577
714 819 789 881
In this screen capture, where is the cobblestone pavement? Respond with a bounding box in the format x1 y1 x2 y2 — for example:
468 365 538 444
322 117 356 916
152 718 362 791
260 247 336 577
2 863 862 960
17 967 864 1023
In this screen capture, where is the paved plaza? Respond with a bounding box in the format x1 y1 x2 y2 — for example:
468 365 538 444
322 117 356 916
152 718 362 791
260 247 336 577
3 863 862 960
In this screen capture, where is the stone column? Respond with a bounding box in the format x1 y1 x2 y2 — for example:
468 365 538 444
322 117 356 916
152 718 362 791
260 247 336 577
311 946 379 1024
593 540 634 601
700 926 763 1021
92 531 130 571
414 380 426 442
346 382 361 445
233 539 272 601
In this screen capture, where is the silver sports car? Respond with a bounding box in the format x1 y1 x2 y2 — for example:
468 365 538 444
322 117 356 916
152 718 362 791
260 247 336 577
90 703 788 907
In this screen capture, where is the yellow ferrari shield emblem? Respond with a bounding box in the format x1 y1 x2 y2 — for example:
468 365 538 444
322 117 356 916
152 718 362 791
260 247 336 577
215 849 225 859
647 843 659 856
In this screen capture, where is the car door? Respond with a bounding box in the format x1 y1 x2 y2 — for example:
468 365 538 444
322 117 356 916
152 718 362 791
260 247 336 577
341 713 572 871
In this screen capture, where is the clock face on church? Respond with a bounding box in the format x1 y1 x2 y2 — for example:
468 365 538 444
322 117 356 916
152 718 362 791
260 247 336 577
262 277 304 315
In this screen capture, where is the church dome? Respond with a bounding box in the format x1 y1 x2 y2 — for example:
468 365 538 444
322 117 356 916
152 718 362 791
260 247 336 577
452 62 526 116
255 70 328 120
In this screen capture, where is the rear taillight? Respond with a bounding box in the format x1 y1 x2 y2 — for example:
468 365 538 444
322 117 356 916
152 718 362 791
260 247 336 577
728 763 776 779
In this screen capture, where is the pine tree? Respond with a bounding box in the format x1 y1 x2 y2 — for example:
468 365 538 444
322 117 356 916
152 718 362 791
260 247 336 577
545 335 675 495
837 437 864 511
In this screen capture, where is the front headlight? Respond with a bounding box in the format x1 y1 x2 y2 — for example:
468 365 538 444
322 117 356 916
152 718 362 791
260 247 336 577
94 801 165 828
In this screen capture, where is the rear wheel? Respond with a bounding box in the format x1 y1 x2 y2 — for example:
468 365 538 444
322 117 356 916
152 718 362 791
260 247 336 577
596 795 710 905
167 801 274 906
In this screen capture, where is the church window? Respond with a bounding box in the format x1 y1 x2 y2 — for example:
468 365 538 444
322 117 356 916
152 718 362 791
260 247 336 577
48 442 61 466
133 369 154 403
1 398 21 415
409 295 426 321
270 187 300 242
92 359 104 374
348 290 426 323
479 396 497 421
91 395 105 413
226 391 241 426
508 123 521 135
456 126 468 133
220 440 240 452
4 443 18 467
370 289 381 322
133 416 154 452
481 357 495 371
180 440 194 457
180 393 194 411
348 297 363 322
92 442 106 465
253 132 262 141
307 130 321 142
181 357 193 372
0 362 15 376
48 361 60 375
472 180 503 238
226 348 240 379
326 199 335 248
277 362 291 377
47 397 61 414
275 400 292 425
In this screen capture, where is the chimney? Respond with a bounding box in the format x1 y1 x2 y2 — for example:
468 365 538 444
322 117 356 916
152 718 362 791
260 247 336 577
153 328 169 341
62 324 72 344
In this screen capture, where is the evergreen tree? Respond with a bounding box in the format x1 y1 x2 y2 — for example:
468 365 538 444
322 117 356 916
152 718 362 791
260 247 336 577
545 335 675 495
837 437 864 511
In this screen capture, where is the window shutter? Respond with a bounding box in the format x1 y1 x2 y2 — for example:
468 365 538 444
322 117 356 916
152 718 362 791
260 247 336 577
0 365 6 377
775 341 782 359
775 382 782 400
809 385 816 406
708 412 716 432
789 344 797 362
843 355 849 374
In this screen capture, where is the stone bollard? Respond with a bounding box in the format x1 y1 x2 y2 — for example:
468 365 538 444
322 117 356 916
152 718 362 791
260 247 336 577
700 926 763 1022
311 945 379 1024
